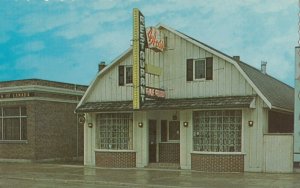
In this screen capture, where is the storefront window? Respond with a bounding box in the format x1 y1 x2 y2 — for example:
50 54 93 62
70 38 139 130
161 120 180 142
193 110 242 152
0 106 27 141
96 113 133 150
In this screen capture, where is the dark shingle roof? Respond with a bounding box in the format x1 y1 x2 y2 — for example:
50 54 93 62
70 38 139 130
76 96 255 112
238 62 294 111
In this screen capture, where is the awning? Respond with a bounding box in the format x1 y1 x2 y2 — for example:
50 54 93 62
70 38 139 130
76 95 256 113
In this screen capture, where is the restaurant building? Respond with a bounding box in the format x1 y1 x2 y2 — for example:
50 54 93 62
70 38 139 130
0 79 87 162
76 9 294 172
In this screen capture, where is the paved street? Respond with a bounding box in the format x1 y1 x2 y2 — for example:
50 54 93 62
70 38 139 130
0 162 300 188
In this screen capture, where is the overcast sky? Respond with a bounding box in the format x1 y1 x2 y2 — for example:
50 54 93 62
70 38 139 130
0 0 298 86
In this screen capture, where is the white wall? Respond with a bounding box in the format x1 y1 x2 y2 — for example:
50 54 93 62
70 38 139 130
85 28 256 103
264 134 293 173
243 97 268 172
84 113 95 166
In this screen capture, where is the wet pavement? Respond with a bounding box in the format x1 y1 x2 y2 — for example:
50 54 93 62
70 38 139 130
0 162 300 188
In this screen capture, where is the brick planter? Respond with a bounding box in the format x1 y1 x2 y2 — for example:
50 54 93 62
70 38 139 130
191 153 244 172
95 151 136 168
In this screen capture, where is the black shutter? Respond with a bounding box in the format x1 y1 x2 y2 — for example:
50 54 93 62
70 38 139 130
186 59 193 81
206 57 213 80
119 66 124 86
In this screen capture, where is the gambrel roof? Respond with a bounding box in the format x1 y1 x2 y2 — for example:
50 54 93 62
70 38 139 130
76 24 294 113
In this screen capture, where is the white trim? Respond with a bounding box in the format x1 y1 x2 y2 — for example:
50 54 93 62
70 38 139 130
0 85 85 96
94 149 135 153
191 151 245 155
0 159 32 163
0 140 28 144
0 97 80 104
193 58 206 81
270 106 293 113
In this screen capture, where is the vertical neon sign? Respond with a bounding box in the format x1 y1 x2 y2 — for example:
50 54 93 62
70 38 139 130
133 8 146 109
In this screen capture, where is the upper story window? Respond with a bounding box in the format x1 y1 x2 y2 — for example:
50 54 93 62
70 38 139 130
119 65 133 86
186 57 213 81
0 106 27 141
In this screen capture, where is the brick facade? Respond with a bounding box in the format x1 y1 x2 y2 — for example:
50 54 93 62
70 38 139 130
0 79 86 161
159 143 180 163
95 151 136 168
191 153 244 172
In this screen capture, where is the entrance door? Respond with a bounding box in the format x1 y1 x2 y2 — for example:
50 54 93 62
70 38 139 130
149 120 157 163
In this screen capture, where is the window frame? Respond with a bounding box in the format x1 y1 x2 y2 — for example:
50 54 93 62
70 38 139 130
0 106 27 142
118 65 133 86
193 58 206 81
95 113 133 151
186 57 213 81
192 109 243 154
125 66 133 85
160 120 180 143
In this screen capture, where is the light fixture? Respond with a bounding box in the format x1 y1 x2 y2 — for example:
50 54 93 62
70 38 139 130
78 114 85 124
248 121 254 127
183 122 189 127
138 122 143 128
88 123 93 128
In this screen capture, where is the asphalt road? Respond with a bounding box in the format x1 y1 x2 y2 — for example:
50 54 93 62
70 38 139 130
0 162 300 188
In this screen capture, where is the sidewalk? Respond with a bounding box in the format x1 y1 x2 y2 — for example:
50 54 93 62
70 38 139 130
0 162 300 188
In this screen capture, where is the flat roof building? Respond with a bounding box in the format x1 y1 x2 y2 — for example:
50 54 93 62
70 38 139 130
0 79 87 162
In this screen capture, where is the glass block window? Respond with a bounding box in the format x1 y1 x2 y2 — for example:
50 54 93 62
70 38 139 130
193 110 242 152
0 106 27 141
96 113 133 150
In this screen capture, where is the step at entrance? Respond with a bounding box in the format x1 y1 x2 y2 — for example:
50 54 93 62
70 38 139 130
146 163 180 169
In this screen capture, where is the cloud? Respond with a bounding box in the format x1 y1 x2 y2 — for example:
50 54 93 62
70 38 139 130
23 41 45 52
18 8 79 35
55 9 130 39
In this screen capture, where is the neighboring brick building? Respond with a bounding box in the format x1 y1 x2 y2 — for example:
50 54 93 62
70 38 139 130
0 79 87 162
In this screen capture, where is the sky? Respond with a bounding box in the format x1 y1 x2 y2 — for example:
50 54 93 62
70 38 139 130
0 0 298 86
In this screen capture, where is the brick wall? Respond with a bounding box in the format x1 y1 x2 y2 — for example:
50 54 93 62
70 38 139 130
0 100 84 161
34 101 83 160
95 151 136 168
0 101 36 160
159 143 180 163
191 154 244 172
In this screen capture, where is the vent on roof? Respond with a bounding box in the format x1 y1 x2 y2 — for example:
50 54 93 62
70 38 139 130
98 61 106 72
233 56 240 61
261 61 267 74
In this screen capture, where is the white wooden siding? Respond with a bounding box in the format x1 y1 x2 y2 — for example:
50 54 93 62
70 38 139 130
264 134 293 173
243 97 268 172
86 28 256 102
86 54 133 102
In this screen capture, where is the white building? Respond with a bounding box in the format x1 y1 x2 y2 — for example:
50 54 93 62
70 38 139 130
76 23 294 172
